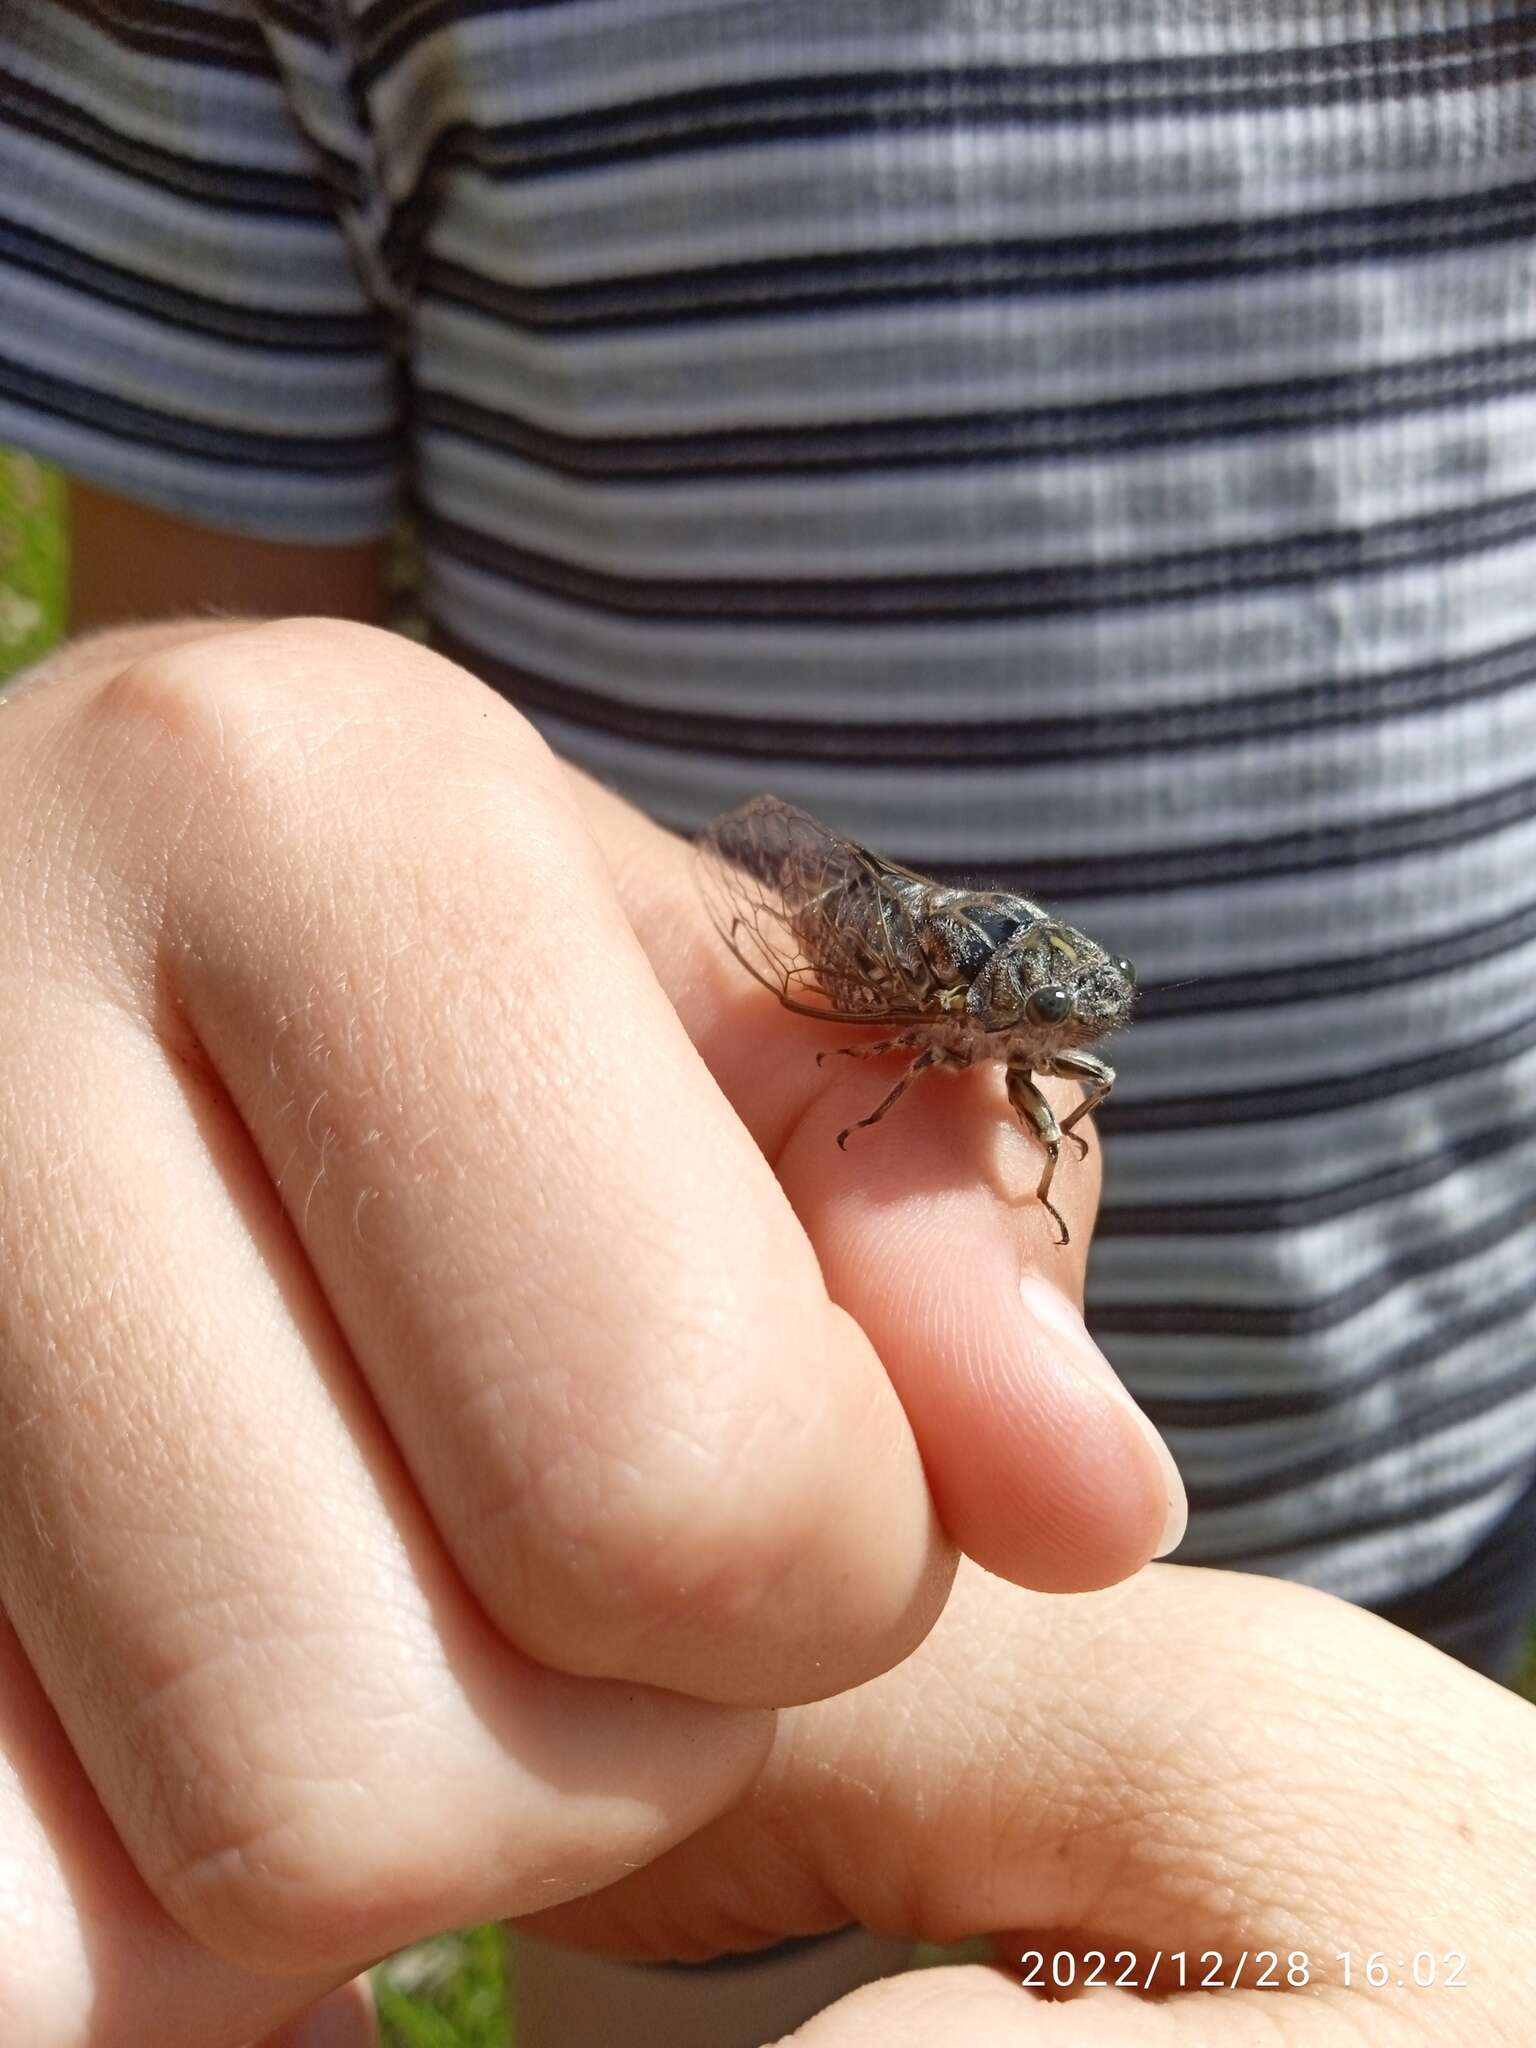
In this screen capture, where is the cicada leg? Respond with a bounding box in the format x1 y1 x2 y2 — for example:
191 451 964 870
816 1031 921 1069
1005 1062 1070 1247
835 1046 938 1150
1048 1050 1116 1161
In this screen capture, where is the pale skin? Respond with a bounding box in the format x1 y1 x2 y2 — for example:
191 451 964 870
518 1558 1536 2048
0 485 1523 2042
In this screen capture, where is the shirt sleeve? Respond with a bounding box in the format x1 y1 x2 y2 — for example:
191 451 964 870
0 0 405 542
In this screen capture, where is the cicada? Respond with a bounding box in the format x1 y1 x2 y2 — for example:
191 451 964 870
697 795 1136 1246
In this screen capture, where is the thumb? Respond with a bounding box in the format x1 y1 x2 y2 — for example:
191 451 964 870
771 1960 1434 2044
775 1059 1184 1589
517 1562 1529 2044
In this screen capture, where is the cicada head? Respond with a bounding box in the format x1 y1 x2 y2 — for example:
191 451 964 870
974 921 1137 1049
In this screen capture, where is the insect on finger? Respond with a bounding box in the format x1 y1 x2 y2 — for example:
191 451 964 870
696 797 1136 1244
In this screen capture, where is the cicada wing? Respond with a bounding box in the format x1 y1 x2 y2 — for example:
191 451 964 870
696 796 934 1024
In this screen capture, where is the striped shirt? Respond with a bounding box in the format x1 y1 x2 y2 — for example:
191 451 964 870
5 0 1536 1663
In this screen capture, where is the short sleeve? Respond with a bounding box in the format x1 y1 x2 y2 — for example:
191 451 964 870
0 0 405 542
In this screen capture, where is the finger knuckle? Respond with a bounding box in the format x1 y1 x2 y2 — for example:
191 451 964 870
152 1803 388 1974
92 616 544 784
104 1644 407 1972
475 1388 895 1699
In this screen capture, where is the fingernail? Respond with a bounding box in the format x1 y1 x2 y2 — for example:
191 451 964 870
284 1982 378 2048
1019 1276 1188 1559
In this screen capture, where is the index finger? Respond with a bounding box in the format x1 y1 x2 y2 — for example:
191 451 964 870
571 771 1185 1590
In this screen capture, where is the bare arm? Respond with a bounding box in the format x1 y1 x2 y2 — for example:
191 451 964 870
66 477 390 635
3 477 395 697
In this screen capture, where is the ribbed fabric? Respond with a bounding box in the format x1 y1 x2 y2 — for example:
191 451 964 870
5 0 1536 1638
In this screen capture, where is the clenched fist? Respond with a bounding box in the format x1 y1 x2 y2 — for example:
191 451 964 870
0 616 1179 2045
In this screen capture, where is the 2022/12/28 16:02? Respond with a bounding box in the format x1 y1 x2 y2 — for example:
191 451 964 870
695 795 1137 1247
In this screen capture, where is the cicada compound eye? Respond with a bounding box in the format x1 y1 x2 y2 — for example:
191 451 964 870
1026 984 1074 1026
1115 956 1136 988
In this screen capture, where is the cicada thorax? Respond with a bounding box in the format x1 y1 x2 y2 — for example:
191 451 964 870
792 879 1061 1023
912 893 1046 989
916 893 1108 1043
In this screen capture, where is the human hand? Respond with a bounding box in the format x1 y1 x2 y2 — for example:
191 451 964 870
517 1558 1534 2046
0 616 1179 2043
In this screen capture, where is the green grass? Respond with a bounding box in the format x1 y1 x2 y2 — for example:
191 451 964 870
374 1925 511 2047
0 448 65 676
3 451 1534 2043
